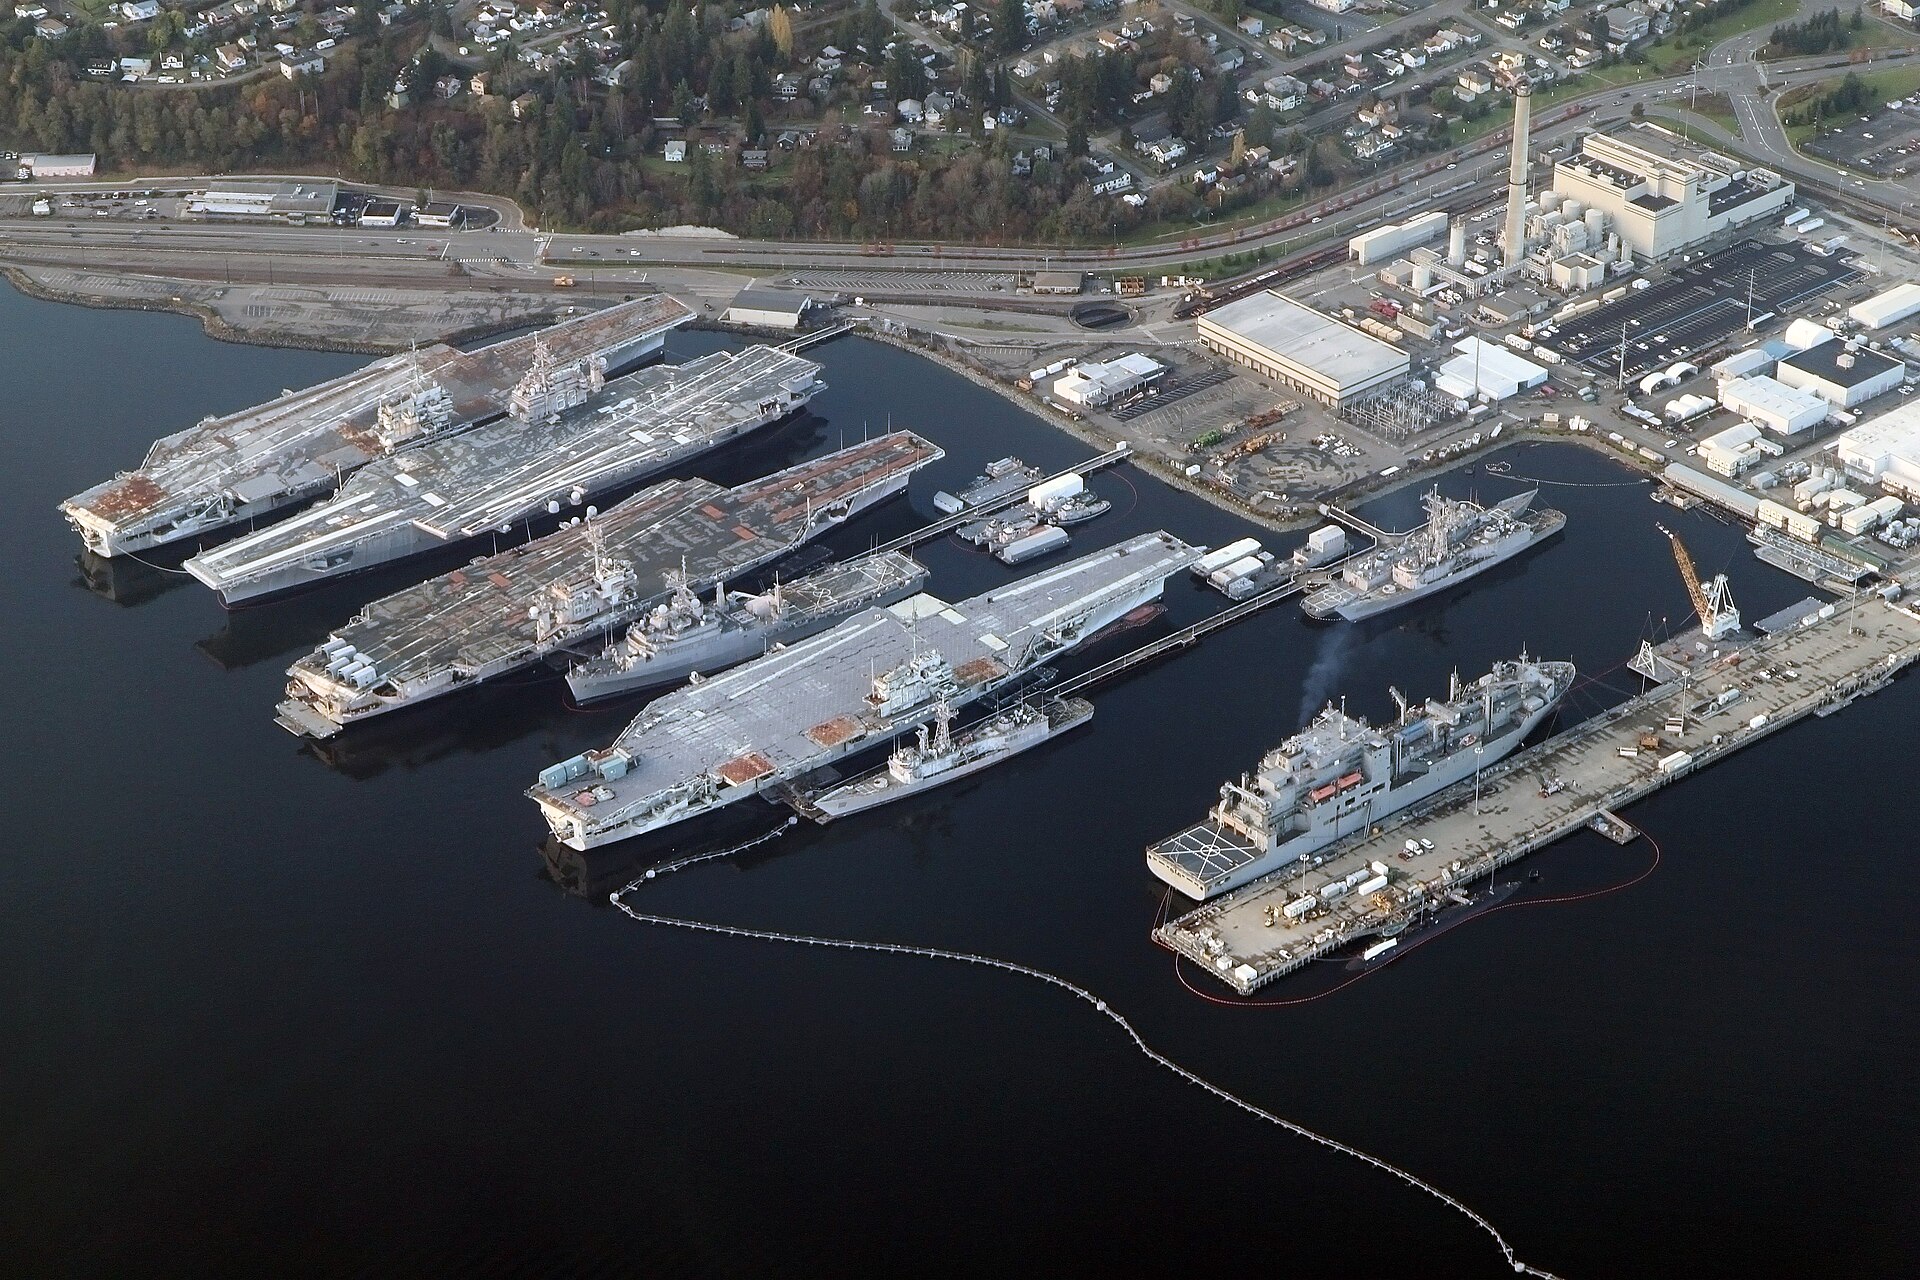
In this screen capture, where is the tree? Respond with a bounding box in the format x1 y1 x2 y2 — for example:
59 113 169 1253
995 0 1029 54
1066 117 1088 157
769 5 794 57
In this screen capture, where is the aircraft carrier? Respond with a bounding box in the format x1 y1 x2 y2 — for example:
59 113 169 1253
273 432 941 738
60 295 693 558
565 550 930 701
1147 656 1575 900
181 345 822 603
530 531 1203 850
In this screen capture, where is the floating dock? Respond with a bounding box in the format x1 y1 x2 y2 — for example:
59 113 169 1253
1157 597 1920 994
61 295 693 557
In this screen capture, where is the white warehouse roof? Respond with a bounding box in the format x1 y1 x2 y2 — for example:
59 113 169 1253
1198 292 1409 401
1850 281 1920 330
1835 401 1920 488
1433 336 1549 402
1719 375 1826 434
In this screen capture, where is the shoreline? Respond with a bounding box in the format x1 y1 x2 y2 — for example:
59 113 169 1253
0 265 577 355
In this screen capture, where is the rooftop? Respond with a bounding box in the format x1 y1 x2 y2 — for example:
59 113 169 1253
1778 337 1903 388
1200 292 1408 389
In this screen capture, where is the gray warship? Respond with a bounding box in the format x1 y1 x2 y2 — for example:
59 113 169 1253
61 295 693 557
1300 489 1563 622
273 432 942 738
565 551 929 702
183 345 823 603
1147 656 1575 899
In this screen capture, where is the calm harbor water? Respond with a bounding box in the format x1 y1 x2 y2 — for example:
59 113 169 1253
3 288 1916 1278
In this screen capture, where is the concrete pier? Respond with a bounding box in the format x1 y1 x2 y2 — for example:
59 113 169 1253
1157 597 1920 994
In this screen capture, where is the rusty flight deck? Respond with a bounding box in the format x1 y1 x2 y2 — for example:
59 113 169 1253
1157 597 1920 995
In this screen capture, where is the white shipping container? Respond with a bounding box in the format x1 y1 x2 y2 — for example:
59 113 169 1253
1353 873 1389 896
1658 750 1693 774
1283 895 1316 919
1749 713 1770 730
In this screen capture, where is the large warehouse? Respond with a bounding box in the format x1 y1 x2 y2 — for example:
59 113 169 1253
1774 338 1904 408
1720 375 1827 436
1198 291 1409 408
1835 402 1920 493
1434 336 1549 402
1550 130 1793 260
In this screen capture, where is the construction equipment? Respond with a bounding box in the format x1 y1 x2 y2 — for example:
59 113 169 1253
1657 523 1741 640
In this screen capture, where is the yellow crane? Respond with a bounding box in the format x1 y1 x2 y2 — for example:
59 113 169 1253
1656 523 1740 639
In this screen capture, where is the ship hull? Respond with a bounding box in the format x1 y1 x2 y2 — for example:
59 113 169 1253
70 328 676 558
1147 694 1563 900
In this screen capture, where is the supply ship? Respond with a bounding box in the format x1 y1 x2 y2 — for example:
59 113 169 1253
530 531 1201 850
1300 489 1563 622
273 432 940 738
565 550 930 701
183 345 822 603
1147 656 1575 900
803 696 1094 821
932 456 1043 514
61 295 693 557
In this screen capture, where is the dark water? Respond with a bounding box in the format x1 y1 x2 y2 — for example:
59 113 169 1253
4 291 1916 1278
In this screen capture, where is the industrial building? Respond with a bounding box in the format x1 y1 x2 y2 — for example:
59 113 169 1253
1719 375 1828 436
1197 291 1409 408
23 152 96 177
1348 211 1448 265
1849 281 1920 330
1697 422 1767 476
185 180 340 219
1835 402 1920 493
1434 336 1548 402
723 287 814 331
1550 129 1793 260
1052 353 1164 406
1774 338 1905 408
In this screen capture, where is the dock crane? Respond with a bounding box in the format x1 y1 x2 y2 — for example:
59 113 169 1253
1657 523 1741 640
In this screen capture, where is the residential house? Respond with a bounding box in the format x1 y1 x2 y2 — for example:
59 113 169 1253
119 0 158 20
13 2 48 17
215 42 248 70
1605 1 1652 44
890 126 912 151
1214 45 1244 73
510 91 539 118
469 70 492 95
1235 14 1264 37
282 50 327 78
1149 71 1173 94
33 15 66 38
663 139 687 162
741 148 769 169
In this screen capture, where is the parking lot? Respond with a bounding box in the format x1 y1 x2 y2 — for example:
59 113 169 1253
1541 239 1860 378
1803 101 1920 179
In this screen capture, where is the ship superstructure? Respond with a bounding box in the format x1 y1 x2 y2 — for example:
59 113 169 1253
565 550 929 701
182 346 822 603
1148 657 1575 899
273 432 941 738
61 295 694 557
1301 489 1563 622
530 531 1202 849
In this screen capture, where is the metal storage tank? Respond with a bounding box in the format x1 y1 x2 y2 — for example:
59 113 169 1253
1584 207 1607 239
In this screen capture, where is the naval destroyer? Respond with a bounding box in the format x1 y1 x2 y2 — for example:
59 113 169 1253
565 550 929 701
182 345 823 603
1300 489 1563 622
803 695 1094 821
1147 656 1575 899
530 531 1202 849
273 433 941 738
61 295 693 557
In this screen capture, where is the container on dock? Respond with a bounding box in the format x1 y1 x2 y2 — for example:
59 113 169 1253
1282 895 1316 920
1353 873 1389 896
1748 713 1769 730
1657 750 1693 774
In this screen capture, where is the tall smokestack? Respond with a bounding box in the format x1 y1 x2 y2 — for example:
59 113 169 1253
1448 218 1467 267
1503 78 1533 269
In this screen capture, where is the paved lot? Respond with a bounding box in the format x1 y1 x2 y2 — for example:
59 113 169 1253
1543 239 1859 378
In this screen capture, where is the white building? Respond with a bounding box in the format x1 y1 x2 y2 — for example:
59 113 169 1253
1834 402 1920 494
24 153 96 177
1850 281 1920 330
723 287 813 331
1198 291 1409 408
1434 336 1549 402
1052 353 1164 406
1551 131 1793 260
1697 422 1764 477
1774 338 1904 409
1719 375 1827 436
119 0 158 19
